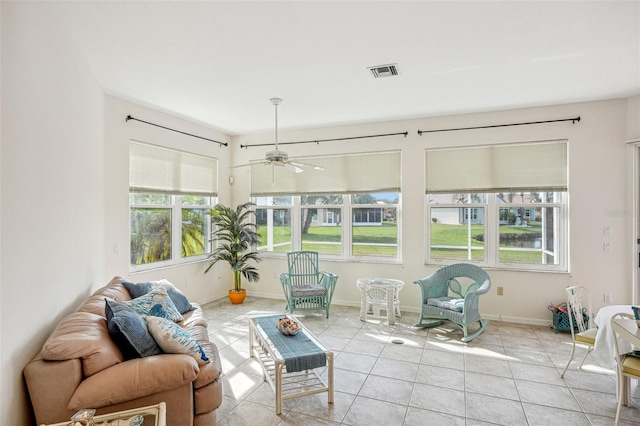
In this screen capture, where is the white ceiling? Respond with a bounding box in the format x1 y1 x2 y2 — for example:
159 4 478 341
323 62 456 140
55 1 640 135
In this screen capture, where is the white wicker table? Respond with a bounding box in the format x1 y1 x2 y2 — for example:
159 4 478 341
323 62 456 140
248 314 334 414
357 278 404 325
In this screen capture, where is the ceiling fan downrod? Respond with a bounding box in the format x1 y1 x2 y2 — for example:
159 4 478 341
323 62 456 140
270 97 282 151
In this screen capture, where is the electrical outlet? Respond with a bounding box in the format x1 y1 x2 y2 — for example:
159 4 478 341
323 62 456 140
604 226 613 236
497 286 504 296
604 242 612 253
604 293 612 303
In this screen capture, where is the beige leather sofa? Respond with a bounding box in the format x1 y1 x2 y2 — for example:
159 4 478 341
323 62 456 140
24 276 222 426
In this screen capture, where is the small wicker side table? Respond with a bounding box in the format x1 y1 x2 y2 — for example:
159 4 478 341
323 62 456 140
40 402 166 426
357 278 404 325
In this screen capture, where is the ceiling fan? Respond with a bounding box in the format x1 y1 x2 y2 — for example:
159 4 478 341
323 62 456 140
231 98 325 174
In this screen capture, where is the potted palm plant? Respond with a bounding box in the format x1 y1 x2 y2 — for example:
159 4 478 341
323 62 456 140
205 201 261 304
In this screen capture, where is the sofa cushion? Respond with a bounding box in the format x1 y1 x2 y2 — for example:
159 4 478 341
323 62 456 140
40 311 124 377
105 300 163 359
178 304 208 329
123 288 183 322
92 276 134 302
145 316 209 365
123 279 195 314
68 354 199 410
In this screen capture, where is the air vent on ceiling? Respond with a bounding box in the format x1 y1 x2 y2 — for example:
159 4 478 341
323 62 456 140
368 63 400 78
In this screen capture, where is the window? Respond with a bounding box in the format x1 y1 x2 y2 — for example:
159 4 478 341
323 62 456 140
255 196 293 253
351 193 398 258
255 192 400 260
130 194 213 267
129 141 218 271
252 151 401 261
425 141 568 271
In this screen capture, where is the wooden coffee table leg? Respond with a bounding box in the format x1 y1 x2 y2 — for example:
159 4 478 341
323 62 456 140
327 352 334 404
275 360 285 414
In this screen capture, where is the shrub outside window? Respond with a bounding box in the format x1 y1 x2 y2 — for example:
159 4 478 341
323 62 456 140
130 193 213 270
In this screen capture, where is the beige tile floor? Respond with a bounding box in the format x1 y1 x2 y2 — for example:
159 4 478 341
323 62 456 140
201 297 640 425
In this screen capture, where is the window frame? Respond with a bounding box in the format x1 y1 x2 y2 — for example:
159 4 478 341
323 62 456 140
255 193 401 263
426 192 568 272
129 193 214 273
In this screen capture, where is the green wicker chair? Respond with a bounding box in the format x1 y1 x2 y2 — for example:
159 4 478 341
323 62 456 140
414 263 491 342
279 251 338 318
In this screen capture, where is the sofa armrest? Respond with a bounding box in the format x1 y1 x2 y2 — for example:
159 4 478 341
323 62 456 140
69 354 199 410
24 356 83 425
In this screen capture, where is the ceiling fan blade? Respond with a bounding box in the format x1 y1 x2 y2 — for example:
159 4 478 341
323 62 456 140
229 160 269 169
284 162 304 174
290 161 325 172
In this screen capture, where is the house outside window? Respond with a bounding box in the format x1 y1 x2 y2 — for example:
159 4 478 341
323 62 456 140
251 150 401 261
255 192 400 260
425 140 568 271
129 141 218 271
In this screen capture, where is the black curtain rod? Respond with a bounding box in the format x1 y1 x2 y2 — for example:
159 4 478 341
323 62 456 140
417 116 581 135
126 115 228 147
240 131 408 149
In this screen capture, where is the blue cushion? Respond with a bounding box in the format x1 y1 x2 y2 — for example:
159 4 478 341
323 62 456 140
123 288 183 322
291 285 327 297
145 316 209 365
123 280 194 314
427 297 464 312
104 299 163 359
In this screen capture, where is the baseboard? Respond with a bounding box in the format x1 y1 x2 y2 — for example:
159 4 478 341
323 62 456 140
208 292 554 327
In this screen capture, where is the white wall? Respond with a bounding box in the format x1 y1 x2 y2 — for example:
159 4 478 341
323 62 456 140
1 2 105 424
628 95 640 141
231 98 633 325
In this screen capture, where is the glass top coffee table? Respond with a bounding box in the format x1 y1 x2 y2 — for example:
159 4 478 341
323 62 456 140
248 314 334 414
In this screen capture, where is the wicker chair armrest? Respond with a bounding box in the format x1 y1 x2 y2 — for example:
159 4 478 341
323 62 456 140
279 272 291 284
319 271 337 289
414 277 449 302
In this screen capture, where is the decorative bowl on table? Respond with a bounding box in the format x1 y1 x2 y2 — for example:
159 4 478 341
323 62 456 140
276 316 301 336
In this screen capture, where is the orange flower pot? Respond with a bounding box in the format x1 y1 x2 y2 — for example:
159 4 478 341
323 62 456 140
228 289 247 304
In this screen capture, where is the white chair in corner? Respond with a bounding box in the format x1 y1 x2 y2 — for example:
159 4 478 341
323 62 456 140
611 312 639 425
560 285 597 378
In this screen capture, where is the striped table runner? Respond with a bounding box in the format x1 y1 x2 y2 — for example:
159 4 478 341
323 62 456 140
255 315 326 373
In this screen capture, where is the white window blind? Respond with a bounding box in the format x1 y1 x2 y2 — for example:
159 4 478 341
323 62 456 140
251 151 401 196
129 141 218 195
425 140 567 194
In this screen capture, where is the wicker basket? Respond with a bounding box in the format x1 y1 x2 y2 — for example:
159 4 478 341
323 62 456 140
549 303 589 333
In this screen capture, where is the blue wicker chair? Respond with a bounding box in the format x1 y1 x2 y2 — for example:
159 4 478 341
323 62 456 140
279 251 338 318
414 263 491 342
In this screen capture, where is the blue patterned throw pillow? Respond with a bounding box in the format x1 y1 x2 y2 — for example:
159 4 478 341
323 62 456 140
123 280 195 314
104 299 163 359
145 316 209 365
123 289 183 322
